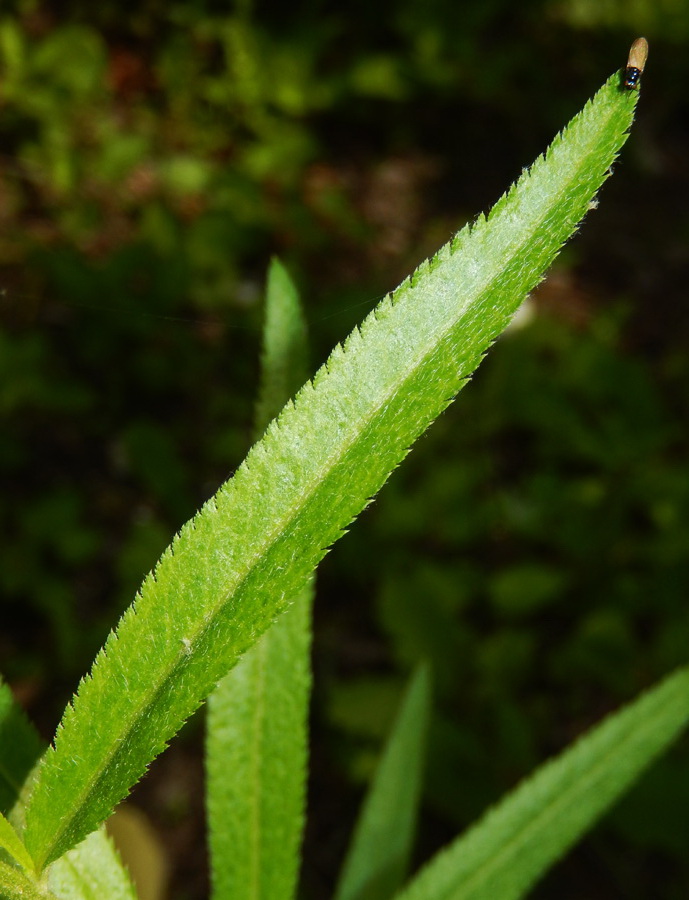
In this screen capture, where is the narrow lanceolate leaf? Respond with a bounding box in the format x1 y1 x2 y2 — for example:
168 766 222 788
0 680 43 818
0 811 35 874
253 257 310 439
335 664 431 900
393 667 689 900
46 829 138 900
207 258 313 900
207 596 312 900
23 72 638 870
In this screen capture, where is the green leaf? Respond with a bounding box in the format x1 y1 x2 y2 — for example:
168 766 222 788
253 257 310 437
393 667 689 900
207 594 312 900
46 829 138 900
23 71 638 870
0 860 57 900
0 811 35 874
335 664 431 900
0 680 43 817
206 258 312 900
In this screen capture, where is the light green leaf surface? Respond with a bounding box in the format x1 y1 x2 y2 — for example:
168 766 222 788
393 667 689 900
0 680 43 818
207 258 313 900
335 664 431 900
0 810 35 874
22 72 638 870
46 829 138 900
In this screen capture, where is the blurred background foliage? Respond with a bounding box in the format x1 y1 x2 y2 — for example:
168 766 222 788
1 0 689 897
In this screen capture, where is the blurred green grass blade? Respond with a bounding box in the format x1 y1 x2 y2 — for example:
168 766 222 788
46 829 138 900
253 257 310 437
0 811 34 873
207 258 312 900
335 664 431 900
393 667 689 900
23 72 638 870
0 680 43 817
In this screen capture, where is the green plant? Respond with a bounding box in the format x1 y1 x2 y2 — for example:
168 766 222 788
1 64 686 900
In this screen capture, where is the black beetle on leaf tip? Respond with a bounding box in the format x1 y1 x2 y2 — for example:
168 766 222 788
623 37 648 90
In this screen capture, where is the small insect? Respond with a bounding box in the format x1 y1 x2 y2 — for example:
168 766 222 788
623 37 648 90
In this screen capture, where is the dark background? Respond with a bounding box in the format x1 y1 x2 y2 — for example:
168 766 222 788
1 1 689 898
